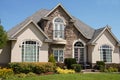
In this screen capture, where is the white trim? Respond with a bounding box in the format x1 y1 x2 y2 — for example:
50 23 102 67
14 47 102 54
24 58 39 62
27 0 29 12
92 27 120 44
72 39 86 64
53 17 65 40
21 40 40 62
11 20 49 39
99 44 112 63
53 48 64 62
45 3 73 19
20 39 42 47
72 39 86 58
11 20 33 38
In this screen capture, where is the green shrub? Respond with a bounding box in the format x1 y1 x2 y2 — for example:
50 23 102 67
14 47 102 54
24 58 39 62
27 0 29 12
107 67 118 72
64 58 77 69
99 65 105 72
71 64 81 72
15 73 26 78
96 61 105 70
34 62 55 74
8 62 35 74
48 53 56 64
8 62 55 74
105 64 120 72
0 68 14 79
26 72 37 77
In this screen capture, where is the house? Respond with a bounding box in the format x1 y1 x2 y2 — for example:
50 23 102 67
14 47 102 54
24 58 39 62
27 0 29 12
0 4 120 67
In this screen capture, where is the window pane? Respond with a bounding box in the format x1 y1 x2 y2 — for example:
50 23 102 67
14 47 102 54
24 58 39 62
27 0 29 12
53 49 64 62
22 41 39 62
100 45 112 62
54 18 64 39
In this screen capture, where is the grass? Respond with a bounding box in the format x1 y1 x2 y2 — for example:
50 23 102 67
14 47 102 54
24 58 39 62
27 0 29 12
6 73 120 80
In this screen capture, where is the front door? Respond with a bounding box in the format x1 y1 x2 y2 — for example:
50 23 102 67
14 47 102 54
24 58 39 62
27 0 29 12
74 48 84 63
74 42 84 63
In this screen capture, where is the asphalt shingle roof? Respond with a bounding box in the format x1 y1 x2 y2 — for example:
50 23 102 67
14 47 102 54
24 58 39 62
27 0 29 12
7 9 49 39
88 27 105 43
7 8 95 40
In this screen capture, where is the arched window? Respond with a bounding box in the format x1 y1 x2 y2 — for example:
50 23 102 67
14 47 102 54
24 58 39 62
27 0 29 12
53 17 65 39
100 45 112 62
22 40 39 62
74 42 84 63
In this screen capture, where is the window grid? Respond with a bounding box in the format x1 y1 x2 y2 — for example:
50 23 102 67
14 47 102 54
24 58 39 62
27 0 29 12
74 42 84 63
53 49 64 62
53 18 65 39
100 45 112 62
22 41 39 62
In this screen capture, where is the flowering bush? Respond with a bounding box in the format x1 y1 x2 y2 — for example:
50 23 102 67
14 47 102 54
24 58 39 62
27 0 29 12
0 67 14 79
56 67 75 74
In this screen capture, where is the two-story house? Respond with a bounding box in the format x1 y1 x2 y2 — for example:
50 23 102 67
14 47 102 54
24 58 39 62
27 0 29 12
0 4 120 67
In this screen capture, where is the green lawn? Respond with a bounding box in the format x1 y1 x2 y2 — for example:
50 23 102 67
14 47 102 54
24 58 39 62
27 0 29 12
7 73 120 80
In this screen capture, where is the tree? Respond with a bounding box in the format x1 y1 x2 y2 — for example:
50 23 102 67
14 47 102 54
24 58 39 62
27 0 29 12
0 25 8 49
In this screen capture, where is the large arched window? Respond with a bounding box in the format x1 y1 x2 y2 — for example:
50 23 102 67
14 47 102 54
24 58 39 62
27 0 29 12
53 17 65 39
74 42 84 63
100 45 112 62
22 40 39 62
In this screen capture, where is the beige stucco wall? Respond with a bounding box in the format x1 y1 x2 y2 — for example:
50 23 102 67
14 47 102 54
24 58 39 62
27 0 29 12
0 41 11 65
91 30 120 63
11 23 48 62
88 45 94 63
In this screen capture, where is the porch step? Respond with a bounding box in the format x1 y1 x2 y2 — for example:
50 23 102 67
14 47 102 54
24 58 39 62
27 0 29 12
82 69 100 73
83 69 92 72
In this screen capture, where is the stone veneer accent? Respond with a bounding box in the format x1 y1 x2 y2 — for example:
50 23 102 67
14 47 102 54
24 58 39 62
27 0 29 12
41 6 89 59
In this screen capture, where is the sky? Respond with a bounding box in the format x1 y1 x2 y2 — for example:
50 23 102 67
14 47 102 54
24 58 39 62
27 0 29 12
0 0 120 40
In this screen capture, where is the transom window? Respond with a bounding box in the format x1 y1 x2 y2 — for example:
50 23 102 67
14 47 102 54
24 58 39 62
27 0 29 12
22 40 39 62
53 17 65 39
100 45 112 62
74 42 84 63
53 49 64 62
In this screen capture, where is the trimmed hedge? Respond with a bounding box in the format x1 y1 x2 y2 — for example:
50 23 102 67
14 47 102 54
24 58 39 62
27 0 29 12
96 61 105 71
64 58 77 69
71 64 81 72
105 63 120 72
8 62 55 74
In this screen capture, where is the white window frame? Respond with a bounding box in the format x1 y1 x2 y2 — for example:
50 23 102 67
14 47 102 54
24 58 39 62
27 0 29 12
74 41 85 63
100 45 112 63
53 48 64 62
22 40 40 62
53 17 65 40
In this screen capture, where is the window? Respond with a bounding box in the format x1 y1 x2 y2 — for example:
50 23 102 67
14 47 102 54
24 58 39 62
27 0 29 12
53 17 65 39
22 41 39 62
74 42 84 63
100 45 112 62
53 49 64 62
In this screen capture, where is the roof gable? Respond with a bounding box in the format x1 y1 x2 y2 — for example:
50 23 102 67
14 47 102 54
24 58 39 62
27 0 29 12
89 25 120 45
7 4 99 40
45 3 73 19
8 20 49 40
45 3 95 39
7 9 49 39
